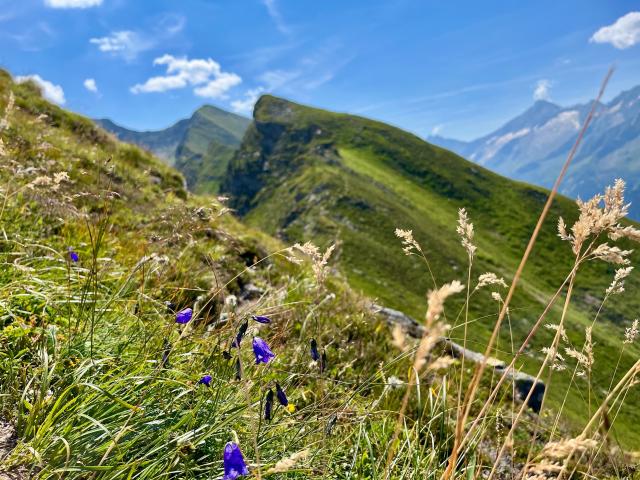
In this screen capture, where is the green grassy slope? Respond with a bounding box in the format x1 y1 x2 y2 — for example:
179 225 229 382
223 95 640 445
0 71 413 478
97 105 250 193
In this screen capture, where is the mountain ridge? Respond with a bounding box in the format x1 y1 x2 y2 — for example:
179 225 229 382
96 105 251 193
430 84 640 219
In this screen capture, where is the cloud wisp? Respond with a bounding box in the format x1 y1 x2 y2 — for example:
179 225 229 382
590 11 640 49
89 14 186 61
533 79 551 101
44 0 102 8
231 87 265 114
83 78 98 93
261 0 291 35
16 74 65 104
131 55 242 99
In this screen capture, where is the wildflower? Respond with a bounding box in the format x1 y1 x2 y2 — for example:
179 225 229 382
387 376 405 389
286 404 296 413
232 320 249 347
275 382 288 406
68 247 79 263
252 315 271 324
310 338 320 361
223 442 249 480
252 337 275 364
198 375 212 387
175 308 193 324
264 389 274 421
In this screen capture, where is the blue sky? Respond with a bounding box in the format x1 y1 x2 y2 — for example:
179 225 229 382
1 0 640 140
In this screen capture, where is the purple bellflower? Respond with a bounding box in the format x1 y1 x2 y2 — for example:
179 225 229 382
310 339 320 361
275 382 288 406
251 315 271 324
223 442 249 480
264 389 274 421
252 337 275 364
68 248 79 263
175 308 193 324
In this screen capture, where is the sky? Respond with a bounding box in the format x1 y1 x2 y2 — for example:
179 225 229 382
1 0 640 140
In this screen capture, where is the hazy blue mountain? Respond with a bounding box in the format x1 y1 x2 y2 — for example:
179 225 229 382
96 105 251 193
430 86 640 219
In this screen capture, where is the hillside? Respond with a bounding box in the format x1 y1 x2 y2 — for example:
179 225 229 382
0 71 416 478
223 95 640 445
430 85 640 219
96 105 250 193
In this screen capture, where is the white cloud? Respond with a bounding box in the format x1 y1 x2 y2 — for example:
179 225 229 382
430 124 444 136
90 31 153 61
16 74 65 104
261 0 291 35
131 55 241 99
590 12 640 49
83 78 98 93
44 0 101 8
533 79 551 101
231 87 265 114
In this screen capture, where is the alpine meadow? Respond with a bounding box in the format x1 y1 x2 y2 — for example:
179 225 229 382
2 2 640 480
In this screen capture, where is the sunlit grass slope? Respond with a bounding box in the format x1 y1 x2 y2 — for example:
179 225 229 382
223 94 640 446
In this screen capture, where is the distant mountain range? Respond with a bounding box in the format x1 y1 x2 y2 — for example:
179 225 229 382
96 106 250 193
430 85 640 219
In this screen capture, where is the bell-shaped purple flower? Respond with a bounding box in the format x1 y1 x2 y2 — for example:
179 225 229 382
310 339 320 361
175 308 192 324
252 315 271 324
198 375 212 387
264 389 274 421
275 382 288 406
223 442 249 480
252 337 275 364
68 248 79 263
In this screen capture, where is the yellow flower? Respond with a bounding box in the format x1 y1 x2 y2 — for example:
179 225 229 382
287 404 296 413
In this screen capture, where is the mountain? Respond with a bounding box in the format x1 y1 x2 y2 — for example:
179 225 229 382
96 105 250 193
430 86 640 219
223 95 640 443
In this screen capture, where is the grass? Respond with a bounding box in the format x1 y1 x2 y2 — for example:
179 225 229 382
2 71 640 479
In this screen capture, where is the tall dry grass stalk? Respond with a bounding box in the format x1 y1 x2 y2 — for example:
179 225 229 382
442 66 615 480
383 229 464 478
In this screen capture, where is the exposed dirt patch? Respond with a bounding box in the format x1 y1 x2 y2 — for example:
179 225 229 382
0 421 27 480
